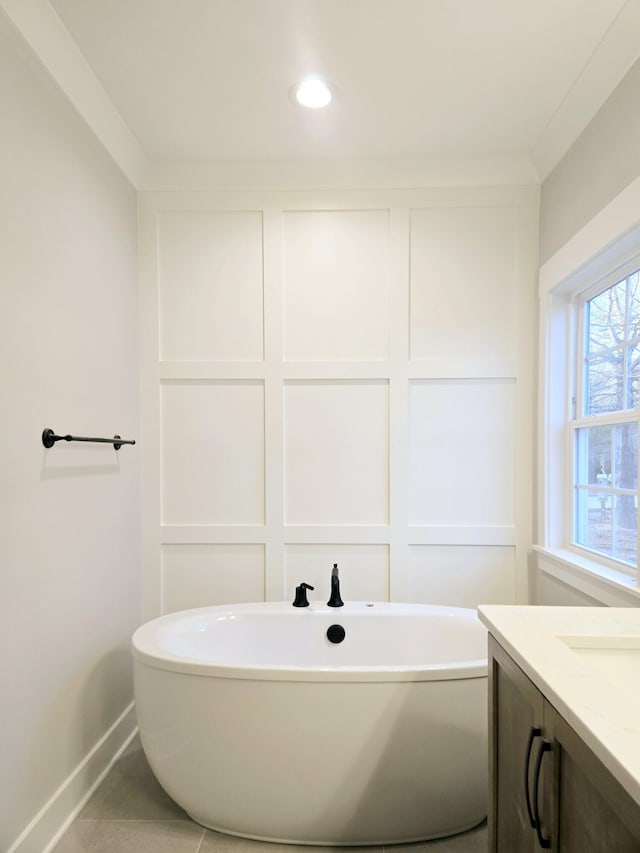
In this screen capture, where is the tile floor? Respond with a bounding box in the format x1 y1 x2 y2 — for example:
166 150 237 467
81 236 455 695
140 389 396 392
53 736 487 853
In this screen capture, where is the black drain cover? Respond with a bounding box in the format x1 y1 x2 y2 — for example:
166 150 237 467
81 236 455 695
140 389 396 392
327 624 346 644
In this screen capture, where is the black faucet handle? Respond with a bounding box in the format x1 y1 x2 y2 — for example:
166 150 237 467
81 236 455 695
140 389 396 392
293 582 314 607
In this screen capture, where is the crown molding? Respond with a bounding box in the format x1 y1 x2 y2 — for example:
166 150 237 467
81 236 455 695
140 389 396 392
531 0 640 182
0 0 149 188
140 155 539 192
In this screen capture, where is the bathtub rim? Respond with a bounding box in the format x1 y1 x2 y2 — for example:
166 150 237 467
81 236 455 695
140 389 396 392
131 601 488 683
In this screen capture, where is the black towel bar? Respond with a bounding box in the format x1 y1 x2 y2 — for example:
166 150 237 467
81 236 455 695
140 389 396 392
42 428 136 451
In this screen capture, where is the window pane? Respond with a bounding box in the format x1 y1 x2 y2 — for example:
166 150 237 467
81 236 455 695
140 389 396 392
613 423 638 489
574 425 637 569
588 281 626 355
612 493 637 566
575 425 611 486
627 271 640 340
575 490 637 567
628 343 640 408
575 487 612 555
585 353 624 414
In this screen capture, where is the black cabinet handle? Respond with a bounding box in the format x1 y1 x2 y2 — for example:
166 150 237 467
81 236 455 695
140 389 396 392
524 726 542 828
532 739 552 849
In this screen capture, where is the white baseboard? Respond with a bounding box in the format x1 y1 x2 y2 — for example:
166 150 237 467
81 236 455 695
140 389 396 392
8 702 138 853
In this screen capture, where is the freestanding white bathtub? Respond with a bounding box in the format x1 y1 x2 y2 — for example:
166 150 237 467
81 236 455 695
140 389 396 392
132 601 488 846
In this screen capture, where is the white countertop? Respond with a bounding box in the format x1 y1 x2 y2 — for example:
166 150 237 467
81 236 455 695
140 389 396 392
478 605 640 806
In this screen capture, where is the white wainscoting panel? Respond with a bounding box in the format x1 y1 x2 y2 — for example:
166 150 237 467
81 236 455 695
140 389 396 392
284 544 390 602
408 545 516 607
410 206 518 361
162 544 265 612
283 210 390 361
161 380 265 525
284 380 389 525
141 187 537 615
408 379 516 526
157 210 264 361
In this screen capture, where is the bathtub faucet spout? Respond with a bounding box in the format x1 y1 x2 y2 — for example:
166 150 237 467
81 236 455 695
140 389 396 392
327 564 344 607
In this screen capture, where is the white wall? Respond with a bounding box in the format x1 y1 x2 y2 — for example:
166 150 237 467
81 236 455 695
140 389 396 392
536 574 603 607
539 57 640 264
140 186 538 616
0 13 140 852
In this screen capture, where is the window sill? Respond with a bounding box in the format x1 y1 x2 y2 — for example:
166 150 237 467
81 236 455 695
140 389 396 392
532 545 640 607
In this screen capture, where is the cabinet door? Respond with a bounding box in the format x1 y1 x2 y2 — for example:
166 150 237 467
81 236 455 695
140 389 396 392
489 637 545 853
545 704 640 853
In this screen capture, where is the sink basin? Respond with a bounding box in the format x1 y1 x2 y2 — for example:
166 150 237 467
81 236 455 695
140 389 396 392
558 635 640 682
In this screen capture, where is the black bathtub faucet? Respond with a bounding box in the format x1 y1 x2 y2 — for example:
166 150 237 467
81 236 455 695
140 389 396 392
292 582 314 607
327 563 344 607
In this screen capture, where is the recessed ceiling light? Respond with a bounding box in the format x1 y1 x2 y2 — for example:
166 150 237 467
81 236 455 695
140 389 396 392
291 78 334 109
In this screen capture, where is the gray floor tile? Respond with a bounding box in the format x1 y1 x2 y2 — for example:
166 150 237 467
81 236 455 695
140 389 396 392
111 735 153 777
61 748 486 853
199 830 276 853
79 772 189 821
53 820 204 853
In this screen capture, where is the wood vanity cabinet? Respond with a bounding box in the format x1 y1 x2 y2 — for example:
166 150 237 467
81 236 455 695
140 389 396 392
489 636 640 852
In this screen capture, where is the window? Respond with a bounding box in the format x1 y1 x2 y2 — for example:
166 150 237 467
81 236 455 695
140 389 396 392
572 271 640 572
537 191 640 599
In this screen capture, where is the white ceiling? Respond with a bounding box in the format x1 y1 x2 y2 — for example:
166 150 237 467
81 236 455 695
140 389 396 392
8 0 640 181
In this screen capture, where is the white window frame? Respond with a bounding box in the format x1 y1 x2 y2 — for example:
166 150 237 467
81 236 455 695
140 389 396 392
571 267 640 576
536 178 640 602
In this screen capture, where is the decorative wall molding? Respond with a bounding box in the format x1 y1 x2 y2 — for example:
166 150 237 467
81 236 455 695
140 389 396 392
141 186 538 617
